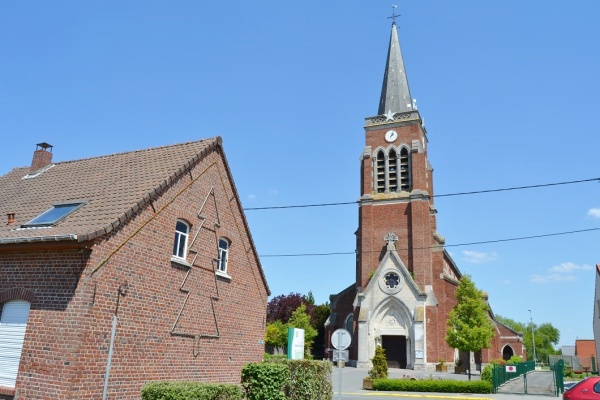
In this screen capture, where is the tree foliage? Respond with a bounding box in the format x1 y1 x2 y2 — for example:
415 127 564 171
446 275 494 354
288 304 318 355
266 304 319 355
368 345 388 379
312 303 331 358
266 292 330 358
496 315 560 363
265 320 288 348
267 292 315 324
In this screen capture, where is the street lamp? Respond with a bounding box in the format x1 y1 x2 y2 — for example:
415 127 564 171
528 309 537 367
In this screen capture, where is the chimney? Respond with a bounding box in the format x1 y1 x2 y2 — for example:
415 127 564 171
7 212 15 226
31 142 53 171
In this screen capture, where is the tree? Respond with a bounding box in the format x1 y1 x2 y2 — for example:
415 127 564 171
495 315 526 335
368 346 388 379
266 291 330 358
265 320 287 348
446 275 494 380
287 303 318 357
531 323 559 364
312 303 331 358
267 292 315 324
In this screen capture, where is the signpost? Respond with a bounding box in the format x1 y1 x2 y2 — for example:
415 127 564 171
331 329 351 400
287 328 305 360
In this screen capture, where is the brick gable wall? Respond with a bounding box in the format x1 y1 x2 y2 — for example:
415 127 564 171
0 150 269 399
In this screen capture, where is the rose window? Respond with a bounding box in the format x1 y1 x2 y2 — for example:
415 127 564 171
384 272 400 289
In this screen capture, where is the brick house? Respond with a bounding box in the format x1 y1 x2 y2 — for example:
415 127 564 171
575 339 597 372
0 138 270 399
326 21 524 371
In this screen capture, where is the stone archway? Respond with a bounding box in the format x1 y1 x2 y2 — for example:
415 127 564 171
367 299 414 369
502 344 514 361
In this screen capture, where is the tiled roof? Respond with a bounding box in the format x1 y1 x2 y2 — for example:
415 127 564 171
0 138 220 244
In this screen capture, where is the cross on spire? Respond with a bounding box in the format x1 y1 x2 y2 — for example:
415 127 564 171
388 4 400 24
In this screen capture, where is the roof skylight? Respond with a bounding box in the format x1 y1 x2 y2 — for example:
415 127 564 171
23 202 85 227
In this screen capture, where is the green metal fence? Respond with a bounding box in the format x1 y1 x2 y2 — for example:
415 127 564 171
553 359 564 396
492 361 535 394
549 355 597 375
492 360 564 396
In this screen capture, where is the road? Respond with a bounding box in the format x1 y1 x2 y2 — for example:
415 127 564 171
330 366 560 400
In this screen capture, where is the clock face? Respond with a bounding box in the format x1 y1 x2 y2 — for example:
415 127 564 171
385 130 398 143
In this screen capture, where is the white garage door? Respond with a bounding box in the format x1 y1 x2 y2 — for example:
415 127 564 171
0 300 31 388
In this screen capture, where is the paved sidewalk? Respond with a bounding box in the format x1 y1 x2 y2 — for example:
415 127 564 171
331 366 561 400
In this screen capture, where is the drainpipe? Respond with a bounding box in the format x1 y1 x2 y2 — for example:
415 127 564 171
102 282 128 400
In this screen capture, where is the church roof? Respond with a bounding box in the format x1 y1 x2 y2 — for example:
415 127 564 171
0 138 220 244
378 22 413 115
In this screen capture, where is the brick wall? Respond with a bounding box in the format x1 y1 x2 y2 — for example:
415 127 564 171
0 150 269 399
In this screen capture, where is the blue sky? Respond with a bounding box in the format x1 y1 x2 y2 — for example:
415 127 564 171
1 1 599 349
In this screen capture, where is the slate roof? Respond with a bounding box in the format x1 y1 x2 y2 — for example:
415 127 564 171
378 22 413 115
0 138 221 244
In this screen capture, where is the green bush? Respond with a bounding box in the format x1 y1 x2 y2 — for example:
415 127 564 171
242 359 332 400
508 355 523 364
481 364 494 384
369 346 388 379
241 362 288 400
141 381 242 400
264 353 287 361
285 360 332 400
564 368 574 378
373 378 492 394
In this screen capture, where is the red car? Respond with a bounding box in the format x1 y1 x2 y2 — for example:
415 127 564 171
564 377 600 400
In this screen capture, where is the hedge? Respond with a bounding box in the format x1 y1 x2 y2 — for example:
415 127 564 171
241 362 288 400
242 359 332 400
285 360 332 400
373 378 493 393
141 381 243 400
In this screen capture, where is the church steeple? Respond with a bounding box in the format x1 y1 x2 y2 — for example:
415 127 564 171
378 22 413 115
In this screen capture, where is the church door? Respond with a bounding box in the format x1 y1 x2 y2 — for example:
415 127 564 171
382 335 407 368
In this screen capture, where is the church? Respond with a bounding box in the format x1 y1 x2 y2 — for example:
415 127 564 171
326 19 525 371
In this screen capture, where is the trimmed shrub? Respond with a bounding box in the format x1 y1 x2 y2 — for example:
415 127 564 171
264 353 287 361
373 378 492 394
369 346 388 379
241 362 288 400
141 381 242 400
242 359 332 400
481 364 494 384
285 360 332 400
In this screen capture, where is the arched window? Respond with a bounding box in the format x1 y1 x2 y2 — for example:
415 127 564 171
399 147 410 191
344 313 354 342
374 147 411 193
388 149 398 192
172 220 190 259
375 150 386 193
0 299 31 388
217 238 230 273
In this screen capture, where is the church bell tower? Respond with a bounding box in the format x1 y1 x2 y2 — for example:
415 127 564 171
327 14 526 372
357 20 438 293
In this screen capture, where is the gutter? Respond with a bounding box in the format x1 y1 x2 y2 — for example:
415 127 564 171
0 234 78 245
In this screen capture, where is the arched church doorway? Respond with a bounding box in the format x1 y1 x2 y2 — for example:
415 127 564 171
502 345 514 361
382 335 407 368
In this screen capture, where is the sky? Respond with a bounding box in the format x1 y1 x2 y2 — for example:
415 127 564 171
1 1 599 350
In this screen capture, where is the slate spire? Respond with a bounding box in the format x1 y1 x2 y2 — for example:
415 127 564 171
378 22 413 115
